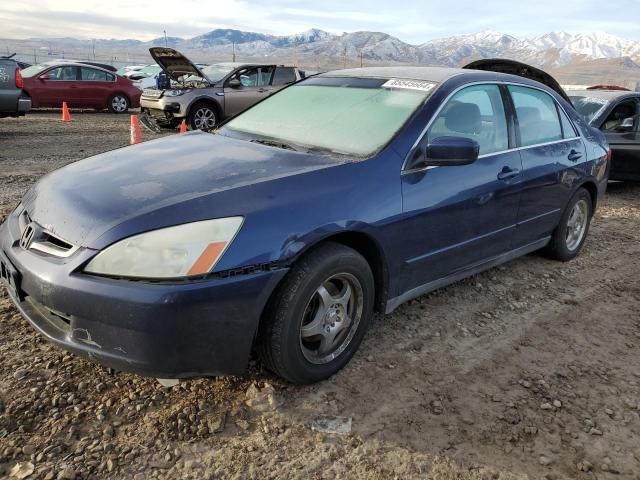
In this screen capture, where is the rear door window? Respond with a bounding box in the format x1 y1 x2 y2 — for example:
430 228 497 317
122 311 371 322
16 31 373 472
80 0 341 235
508 86 563 146
271 67 296 86
427 84 508 156
80 67 114 81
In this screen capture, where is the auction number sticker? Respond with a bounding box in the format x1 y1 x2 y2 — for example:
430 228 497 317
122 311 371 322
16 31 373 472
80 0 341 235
382 78 435 92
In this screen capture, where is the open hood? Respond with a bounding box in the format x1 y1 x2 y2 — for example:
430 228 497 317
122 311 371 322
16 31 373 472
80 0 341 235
148 47 205 80
463 59 572 104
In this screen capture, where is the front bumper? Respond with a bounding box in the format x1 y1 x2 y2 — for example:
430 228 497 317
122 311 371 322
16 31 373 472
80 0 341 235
140 96 185 119
0 213 287 378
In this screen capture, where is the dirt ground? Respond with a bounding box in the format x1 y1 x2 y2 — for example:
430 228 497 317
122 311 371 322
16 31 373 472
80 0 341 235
0 112 639 480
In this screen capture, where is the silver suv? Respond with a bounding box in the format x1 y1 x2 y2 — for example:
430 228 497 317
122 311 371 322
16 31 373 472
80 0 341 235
140 48 304 130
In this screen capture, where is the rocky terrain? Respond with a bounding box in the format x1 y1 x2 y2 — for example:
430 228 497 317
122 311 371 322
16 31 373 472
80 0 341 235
0 113 639 479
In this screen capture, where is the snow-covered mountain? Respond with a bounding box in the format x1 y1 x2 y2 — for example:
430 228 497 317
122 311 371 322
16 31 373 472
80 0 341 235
8 29 640 71
162 28 640 68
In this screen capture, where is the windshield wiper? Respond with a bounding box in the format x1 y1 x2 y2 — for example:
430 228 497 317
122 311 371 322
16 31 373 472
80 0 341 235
249 138 303 152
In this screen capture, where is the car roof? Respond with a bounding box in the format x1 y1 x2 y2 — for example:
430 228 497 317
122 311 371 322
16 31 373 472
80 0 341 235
211 62 296 68
41 60 113 71
568 89 640 100
320 66 467 83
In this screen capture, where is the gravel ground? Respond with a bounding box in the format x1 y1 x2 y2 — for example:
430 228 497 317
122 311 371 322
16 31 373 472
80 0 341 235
0 112 639 480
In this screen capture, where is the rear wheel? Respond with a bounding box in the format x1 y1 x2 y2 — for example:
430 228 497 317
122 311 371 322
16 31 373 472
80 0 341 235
108 94 129 113
187 102 218 130
258 243 375 384
545 187 592 261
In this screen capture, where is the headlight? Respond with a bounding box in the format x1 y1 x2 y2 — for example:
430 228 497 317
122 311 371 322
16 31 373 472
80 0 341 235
164 89 185 97
84 217 243 279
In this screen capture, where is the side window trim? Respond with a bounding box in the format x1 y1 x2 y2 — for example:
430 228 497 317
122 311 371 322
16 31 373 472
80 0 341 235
499 84 518 150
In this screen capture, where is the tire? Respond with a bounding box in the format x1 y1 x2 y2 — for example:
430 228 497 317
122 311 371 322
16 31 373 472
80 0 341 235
108 94 129 113
258 243 375 384
545 187 593 261
187 102 218 130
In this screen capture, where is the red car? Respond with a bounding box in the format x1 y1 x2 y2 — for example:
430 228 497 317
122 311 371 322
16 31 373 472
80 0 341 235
21 62 141 113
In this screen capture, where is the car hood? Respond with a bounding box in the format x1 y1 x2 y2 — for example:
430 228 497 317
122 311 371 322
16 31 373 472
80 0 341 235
148 47 205 80
21 132 344 248
463 59 572 104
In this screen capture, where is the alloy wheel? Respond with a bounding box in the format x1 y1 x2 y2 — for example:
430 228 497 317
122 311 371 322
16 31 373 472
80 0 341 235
299 273 364 365
565 199 589 251
111 95 128 113
193 107 216 130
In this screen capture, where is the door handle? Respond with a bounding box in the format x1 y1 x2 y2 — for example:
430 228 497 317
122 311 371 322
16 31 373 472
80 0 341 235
568 150 582 162
497 166 521 181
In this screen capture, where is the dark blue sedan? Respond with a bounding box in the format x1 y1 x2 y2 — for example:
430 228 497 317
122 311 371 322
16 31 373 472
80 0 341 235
0 62 610 384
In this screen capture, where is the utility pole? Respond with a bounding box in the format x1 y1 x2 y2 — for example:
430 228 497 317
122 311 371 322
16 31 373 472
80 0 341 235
33 48 37 64
343 46 347 69
92 39 96 59
163 30 168 47
232 41 236 62
360 50 363 67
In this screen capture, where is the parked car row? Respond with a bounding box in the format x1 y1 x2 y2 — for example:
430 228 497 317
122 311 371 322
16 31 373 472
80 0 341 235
0 59 611 384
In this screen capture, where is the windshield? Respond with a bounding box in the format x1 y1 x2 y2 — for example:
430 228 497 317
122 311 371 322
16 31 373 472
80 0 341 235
569 95 608 124
21 64 48 78
201 64 235 83
220 77 434 157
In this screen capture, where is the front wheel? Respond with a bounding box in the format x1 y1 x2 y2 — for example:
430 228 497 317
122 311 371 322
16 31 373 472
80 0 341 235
258 243 375 384
545 187 593 261
187 102 218 130
108 94 129 113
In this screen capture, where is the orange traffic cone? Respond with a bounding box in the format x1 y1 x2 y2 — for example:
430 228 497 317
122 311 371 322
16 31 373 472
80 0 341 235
179 119 187 134
130 115 141 145
61 102 72 122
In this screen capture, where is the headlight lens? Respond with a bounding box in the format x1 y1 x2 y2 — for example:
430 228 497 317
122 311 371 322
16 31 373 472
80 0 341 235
164 89 185 97
84 217 243 279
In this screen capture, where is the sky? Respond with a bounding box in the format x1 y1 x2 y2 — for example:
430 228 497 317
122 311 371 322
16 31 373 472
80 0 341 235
1 0 639 44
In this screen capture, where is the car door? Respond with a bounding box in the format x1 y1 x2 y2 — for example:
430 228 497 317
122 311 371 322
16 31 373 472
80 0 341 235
400 83 523 290
77 67 116 108
507 85 586 247
224 66 273 117
31 66 80 107
599 97 640 180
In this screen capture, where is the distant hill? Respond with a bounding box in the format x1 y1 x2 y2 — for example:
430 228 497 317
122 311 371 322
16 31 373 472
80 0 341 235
2 28 639 87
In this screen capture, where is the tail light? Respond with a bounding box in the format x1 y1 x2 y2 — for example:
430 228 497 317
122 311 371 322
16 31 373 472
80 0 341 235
15 68 23 89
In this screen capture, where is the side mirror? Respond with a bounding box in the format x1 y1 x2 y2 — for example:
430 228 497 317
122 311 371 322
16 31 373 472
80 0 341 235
616 116 635 132
227 78 241 88
39 74 50 81
422 136 479 167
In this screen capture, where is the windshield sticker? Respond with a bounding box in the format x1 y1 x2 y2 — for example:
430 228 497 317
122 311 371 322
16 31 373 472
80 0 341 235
382 79 436 92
